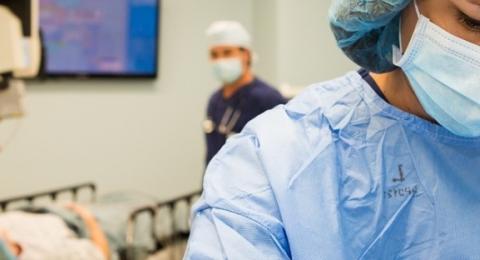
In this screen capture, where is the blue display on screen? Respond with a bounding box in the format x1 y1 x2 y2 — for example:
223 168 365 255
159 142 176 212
40 0 159 77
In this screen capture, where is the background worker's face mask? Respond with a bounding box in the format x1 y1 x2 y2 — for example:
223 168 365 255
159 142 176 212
394 1 480 137
212 58 243 84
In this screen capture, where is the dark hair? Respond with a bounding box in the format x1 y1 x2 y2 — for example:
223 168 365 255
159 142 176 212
239 47 252 67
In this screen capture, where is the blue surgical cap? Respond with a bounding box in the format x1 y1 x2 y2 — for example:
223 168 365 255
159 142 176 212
329 0 411 73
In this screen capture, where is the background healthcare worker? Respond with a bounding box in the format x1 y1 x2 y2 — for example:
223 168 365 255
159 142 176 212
203 21 286 164
185 0 480 259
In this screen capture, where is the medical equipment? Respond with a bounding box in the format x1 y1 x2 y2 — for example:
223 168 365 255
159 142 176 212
203 107 241 136
217 107 241 135
39 0 159 78
0 182 201 260
0 80 25 121
0 0 40 121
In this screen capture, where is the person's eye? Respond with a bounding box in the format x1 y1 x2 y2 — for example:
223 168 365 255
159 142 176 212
457 11 480 33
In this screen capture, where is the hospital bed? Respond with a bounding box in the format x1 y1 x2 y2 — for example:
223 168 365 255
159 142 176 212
0 182 201 260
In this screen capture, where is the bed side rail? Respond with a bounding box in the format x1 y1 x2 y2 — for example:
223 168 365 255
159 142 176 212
120 205 158 260
0 182 97 212
124 190 202 259
155 190 202 242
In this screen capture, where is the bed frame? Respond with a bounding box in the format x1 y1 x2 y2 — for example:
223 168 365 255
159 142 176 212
0 182 97 211
123 190 201 259
0 182 201 260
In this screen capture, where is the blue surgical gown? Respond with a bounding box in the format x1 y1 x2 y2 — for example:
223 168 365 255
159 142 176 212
186 71 480 259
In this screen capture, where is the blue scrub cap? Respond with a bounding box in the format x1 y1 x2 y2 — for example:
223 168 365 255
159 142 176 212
0 239 16 260
329 0 411 73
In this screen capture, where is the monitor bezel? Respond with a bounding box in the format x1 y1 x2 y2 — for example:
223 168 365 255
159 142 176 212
39 0 161 79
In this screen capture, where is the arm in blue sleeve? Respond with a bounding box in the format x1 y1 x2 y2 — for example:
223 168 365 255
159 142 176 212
184 133 291 260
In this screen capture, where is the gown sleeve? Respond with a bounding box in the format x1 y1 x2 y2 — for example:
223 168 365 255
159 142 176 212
184 132 291 260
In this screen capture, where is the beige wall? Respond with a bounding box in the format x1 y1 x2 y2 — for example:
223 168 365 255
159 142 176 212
0 0 254 199
272 0 356 86
0 0 355 200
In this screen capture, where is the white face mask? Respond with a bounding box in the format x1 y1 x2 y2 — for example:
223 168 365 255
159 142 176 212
212 58 243 84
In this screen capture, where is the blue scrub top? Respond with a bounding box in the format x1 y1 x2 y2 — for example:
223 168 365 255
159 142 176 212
187 71 480 259
205 78 286 164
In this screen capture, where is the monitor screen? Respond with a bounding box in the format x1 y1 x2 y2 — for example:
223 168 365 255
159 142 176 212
39 0 159 78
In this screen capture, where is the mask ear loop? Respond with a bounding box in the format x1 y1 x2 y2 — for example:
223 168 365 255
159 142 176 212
398 0 421 54
413 0 421 17
399 18 404 52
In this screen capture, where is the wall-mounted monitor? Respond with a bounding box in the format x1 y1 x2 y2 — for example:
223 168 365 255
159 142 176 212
39 0 159 78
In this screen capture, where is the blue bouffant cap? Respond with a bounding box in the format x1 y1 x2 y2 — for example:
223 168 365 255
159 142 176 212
329 0 411 73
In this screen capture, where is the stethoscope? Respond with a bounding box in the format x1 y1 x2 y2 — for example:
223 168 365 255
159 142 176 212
203 106 242 137
203 92 247 137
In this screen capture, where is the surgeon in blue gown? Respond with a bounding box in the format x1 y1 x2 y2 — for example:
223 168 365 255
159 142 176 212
203 21 286 164
186 0 480 259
